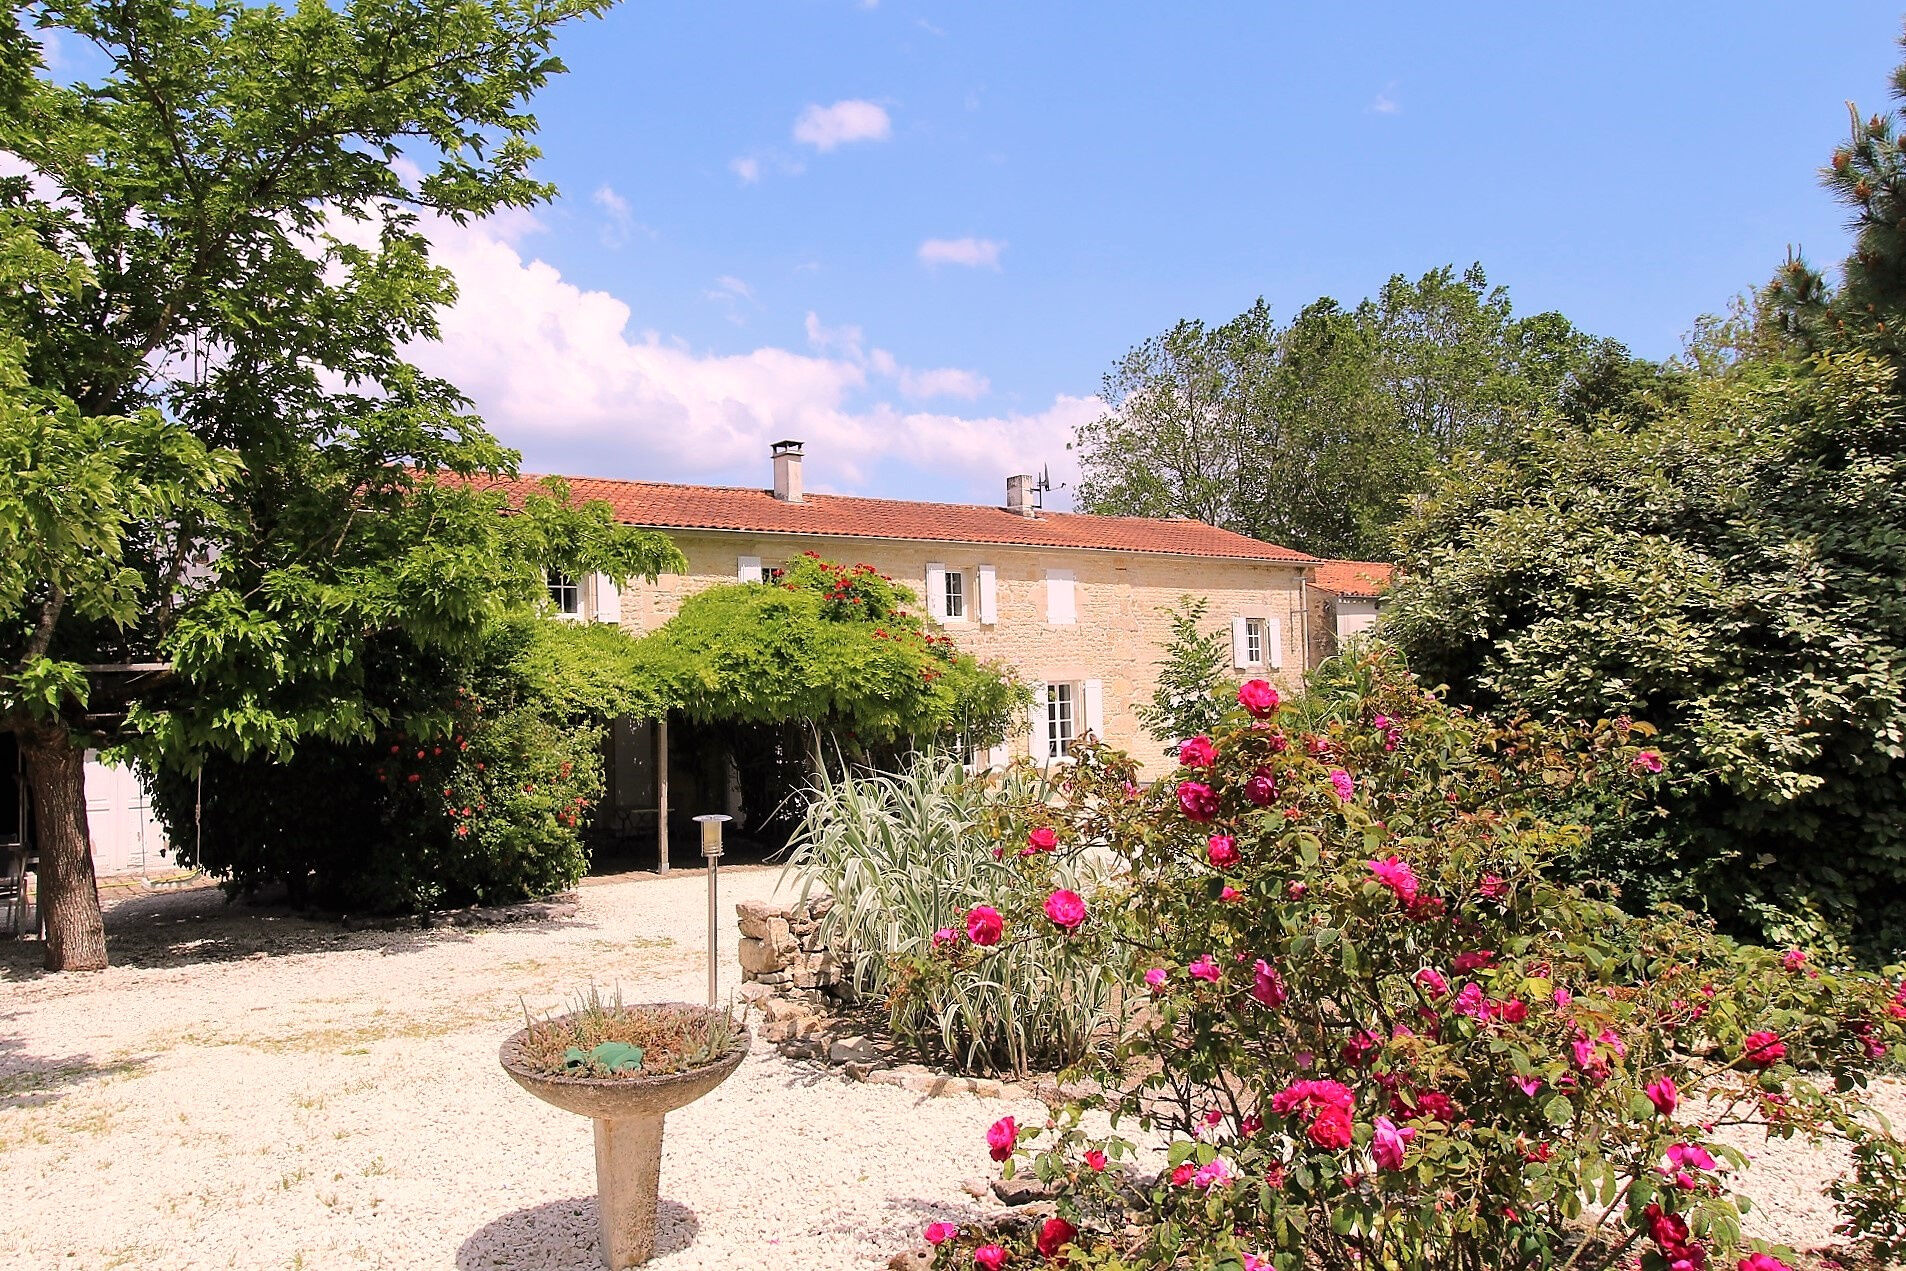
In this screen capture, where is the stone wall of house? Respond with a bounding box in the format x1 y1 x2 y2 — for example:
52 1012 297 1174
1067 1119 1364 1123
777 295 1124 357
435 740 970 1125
617 531 1312 770
735 895 851 1041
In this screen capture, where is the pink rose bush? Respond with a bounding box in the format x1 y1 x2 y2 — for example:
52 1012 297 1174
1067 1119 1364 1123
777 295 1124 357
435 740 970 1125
925 648 1906 1271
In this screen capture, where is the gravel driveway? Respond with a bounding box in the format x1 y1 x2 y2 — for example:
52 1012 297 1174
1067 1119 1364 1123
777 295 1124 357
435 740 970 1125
0 867 1039 1270
2 869 1899 1269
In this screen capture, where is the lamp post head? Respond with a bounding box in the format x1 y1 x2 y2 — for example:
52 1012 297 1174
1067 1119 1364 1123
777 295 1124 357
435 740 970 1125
693 813 731 858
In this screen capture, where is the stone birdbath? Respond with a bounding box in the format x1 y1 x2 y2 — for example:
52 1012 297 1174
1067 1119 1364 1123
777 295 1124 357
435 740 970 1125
500 1004 751 1268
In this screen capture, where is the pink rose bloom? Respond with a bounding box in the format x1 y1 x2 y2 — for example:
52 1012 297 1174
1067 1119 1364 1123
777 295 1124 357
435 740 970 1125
1244 767 1277 806
1366 855 1420 905
1513 1075 1543 1097
1237 678 1280 718
1083 1149 1107 1172
1329 768 1354 801
974 1244 1007 1271
1179 735 1218 768
932 927 959 948
1554 986 1574 1008
1414 967 1450 998
1781 949 1806 971
1025 825 1058 854
1169 1162 1195 1186
1742 1030 1786 1067
1632 749 1664 774
924 1222 959 1246
1044 889 1087 931
1479 873 1508 900
1192 1157 1236 1188
1188 954 1222 982
1666 1143 1717 1173
1453 982 1488 1019
1206 834 1240 869
986 1116 1017 1162
1176 780 1220 822
1372 1115 1416 1171
1737 1255 1794 1271
1452 950 1497 974
1251 959 1288 1007
965 905 1004 947
1271 1079 1353 1116
1220 885 1242 903
1144 967 1169 992
1646 1078 1679 1117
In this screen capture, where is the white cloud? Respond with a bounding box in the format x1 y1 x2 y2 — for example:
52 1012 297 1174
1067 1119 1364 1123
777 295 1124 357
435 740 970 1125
591 183 648 248
1367 85 1400 115
729 156 761 185
397 215 1090 502
792 99 892 152
918 236 1005 270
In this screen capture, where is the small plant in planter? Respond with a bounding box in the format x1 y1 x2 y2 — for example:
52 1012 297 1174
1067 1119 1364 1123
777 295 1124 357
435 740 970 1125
501 989 750 1269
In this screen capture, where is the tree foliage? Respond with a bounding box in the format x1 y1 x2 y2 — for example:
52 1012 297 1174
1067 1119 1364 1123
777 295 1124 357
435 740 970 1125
0 0 679 965
1134 596 1233 756
1072 265 1612 559
638 552 1028 755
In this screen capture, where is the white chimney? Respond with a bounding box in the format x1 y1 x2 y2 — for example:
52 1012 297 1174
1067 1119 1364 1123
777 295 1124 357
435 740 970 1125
771 439 804 503
1006 473 1037 517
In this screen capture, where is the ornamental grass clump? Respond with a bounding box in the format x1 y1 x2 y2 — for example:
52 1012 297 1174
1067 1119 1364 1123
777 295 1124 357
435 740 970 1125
927 646 1906 1271
786 756 1127 1076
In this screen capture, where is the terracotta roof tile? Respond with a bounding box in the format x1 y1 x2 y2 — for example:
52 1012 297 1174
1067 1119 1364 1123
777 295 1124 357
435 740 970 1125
1311 559 1395 599
472 474 1318 564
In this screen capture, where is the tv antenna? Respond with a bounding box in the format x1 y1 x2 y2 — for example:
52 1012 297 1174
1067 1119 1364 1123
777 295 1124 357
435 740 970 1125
1033 465 1051 510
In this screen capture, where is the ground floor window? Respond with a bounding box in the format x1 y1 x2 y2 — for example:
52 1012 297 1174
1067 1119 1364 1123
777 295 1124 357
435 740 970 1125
547 569 581 616
1047 682 1077 758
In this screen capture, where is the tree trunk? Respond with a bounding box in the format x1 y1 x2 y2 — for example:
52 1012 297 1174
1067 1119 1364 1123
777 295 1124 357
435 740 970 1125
19 725 108 971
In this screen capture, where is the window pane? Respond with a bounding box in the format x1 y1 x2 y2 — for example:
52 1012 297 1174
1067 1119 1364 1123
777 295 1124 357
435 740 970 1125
548 570 579 614
1048 683 1075 757
945 571 963 619
1246 618 1262 664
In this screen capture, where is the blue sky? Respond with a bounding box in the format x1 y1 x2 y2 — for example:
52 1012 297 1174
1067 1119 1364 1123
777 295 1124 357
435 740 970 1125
36 2 1906 505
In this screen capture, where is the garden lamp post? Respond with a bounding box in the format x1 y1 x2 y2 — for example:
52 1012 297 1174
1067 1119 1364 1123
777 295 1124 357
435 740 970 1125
694 814 729 1006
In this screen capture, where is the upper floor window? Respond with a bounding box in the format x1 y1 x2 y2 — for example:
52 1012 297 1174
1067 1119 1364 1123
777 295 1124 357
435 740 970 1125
944 569 965 620
547 569 581 617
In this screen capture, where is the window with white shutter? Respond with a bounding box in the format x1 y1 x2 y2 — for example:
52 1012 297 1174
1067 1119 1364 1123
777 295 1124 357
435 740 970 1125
925 563 947 621
1082 679 1104 740
1231 615 1250 668
977 564 998 625
591 573 620 624
548 569 582 620
1028 682 1048 760
1267 616 1285 670
1045 569 1076 625
737 555 762 582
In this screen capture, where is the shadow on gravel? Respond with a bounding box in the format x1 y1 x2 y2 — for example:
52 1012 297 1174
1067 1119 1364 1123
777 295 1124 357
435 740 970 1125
0 883 596 981
457 1196 699 1268
0 1029 153 1111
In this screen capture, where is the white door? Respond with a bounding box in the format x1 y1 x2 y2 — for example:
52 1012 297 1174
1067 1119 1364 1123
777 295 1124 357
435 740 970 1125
82 752 172 876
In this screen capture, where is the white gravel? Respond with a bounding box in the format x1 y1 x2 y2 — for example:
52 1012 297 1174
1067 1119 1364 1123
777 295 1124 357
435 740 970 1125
0 867 1038 1270
2 868 1899 1268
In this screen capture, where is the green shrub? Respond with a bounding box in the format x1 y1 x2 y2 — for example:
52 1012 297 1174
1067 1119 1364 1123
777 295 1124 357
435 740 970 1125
1134 596 1234 756
785 754 1127 1075
925 647 1906 1271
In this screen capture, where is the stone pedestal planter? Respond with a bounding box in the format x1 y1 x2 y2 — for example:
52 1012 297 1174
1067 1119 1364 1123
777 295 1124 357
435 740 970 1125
500 1008 750 1268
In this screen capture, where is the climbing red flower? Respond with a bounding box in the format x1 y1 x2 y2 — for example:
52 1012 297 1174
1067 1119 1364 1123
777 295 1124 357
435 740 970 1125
1025 826 1059 854
1176 780 1220 822
1179 735 1218 768
924 1222 959 1245
1034 1217 1078 1258
986 1116 1017 1161
1742 1031 1786 1067
1206 834 1240 869
1646 1078 1679 1117
1044 889 1087 931
974 1244 1008 1270
1237 678 1280 718
966 905 1004 947
1366 855 1420 906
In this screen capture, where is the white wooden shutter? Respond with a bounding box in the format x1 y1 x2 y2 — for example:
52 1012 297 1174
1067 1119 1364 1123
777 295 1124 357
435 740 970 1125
1045 569 1076 625
987 743 1007 768
1232 615 1251 669
737 555 761 582
1028 681 1048 759
1267 616 1284 670
925 563 947 620
591 572 620 624
977 564 998 625
1083 679 1104 739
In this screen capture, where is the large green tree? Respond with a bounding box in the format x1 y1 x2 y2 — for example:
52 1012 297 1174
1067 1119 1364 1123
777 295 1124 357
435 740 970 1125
0 0 679 970
1071 264 1612 559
